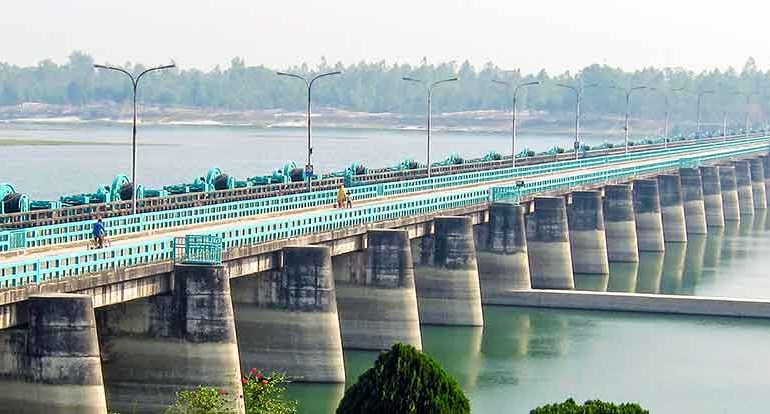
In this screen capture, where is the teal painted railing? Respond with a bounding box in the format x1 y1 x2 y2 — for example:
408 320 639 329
181 234 223 265
1 138 764 288
1 135 767 254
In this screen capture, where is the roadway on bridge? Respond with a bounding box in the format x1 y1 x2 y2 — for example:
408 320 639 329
0 140 765 267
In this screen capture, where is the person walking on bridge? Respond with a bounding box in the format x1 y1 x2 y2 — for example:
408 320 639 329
93 218 106 249
337 184 348 209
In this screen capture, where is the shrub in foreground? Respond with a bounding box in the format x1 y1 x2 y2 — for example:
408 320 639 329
336 343 470 414
530 398 650 414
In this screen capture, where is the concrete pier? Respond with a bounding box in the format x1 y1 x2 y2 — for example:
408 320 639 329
719 166 741 221
700 166 725 227
100 264 244 413
749 158 767 209
414 216 484 326
0 294 107 414
603 184 639 262
527 197 574 289
762 155 770 206
679 168 708 234
334 230 422 350
657 174 688 242
567 191 609 274
632 179 665 252
232 246 345 383
477 203 531 299
732 160 755 216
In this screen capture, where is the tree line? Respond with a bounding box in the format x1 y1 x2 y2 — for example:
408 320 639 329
1 51 769 128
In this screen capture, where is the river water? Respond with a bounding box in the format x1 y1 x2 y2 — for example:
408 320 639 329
3 122 769 412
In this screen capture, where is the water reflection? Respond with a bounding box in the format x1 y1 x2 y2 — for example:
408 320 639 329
660 242 686 294
574 273 609 292
702 227 724 269
681 235 707 294
635 252 664 293
481 311 530 359
607 262 638 293
422 326 483 391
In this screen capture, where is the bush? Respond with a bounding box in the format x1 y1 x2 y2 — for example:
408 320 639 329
165 370 296 414
530 398 649 414
336 343 470 414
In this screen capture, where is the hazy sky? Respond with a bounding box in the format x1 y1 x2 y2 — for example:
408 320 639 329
2 0 767 74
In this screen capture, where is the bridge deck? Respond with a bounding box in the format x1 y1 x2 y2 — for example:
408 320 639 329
1 140 762 268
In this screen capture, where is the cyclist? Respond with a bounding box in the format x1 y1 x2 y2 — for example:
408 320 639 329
337 184 348 208
93 218 106 249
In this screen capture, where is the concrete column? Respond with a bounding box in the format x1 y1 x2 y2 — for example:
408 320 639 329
657 174 687 243
527 196 574 289
632 179 665 252
334 230 422 350
719 166 741 221
477 203 531 299
0 294 107 414
232 246 344 383
699 166 725 227
603 184 639 262
100 264 245 413
414 216 484 326
679 168 708 234
749 158 767 209
732 160 755 216
567 191 609 274
762 155 770 206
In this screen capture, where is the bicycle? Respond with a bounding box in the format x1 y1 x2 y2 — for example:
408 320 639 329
88 237 111 250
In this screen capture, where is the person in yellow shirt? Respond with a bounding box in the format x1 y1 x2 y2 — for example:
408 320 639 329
337 184 348 208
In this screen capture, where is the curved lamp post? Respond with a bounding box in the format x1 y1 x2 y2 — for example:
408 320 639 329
610 85 648 154
696 89 716 136
556 82 598 159
402 77 458 177
277 71 342 187
492 80 540 167
94 63 176 215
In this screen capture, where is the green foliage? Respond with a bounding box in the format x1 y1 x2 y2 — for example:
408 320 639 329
530 398 650 414
165 386 233 414
336 343 470 414
0 52 768 124
242 369 297 414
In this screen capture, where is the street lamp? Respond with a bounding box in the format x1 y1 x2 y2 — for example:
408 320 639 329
610 85 648 154
556 82 598 160
696 89 715 136
94 63 176 215
492 80 540 167
650 87 684 147
734 91 756 139
277 71 341 187
402 76 458 177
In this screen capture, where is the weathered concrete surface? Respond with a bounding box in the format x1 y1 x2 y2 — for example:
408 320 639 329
749 157 767 209
657 174 687 242
232 246 344 383
414 216 484 326
486 289 770 319
99 265 244 413
603 184 639 262
700 166 725 227
333 230 422 350
0 294 107 414
679 168 708 234
632 179 665 252
477 203 531 300
527 197 574 289
732 160 755 216
719 166 741 221
567 191 609 274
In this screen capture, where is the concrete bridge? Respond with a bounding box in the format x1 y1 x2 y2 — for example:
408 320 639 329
0 135 768 413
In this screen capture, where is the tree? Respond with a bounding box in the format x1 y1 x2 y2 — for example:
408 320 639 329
336 343 470 414
530 398 650 414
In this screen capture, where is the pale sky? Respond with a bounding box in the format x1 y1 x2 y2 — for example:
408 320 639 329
1 0 766 74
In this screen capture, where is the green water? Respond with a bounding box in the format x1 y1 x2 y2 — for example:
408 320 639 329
289 211 770 413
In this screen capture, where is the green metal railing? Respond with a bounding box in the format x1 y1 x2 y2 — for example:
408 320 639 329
179 235 223 265
0 137 767 288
